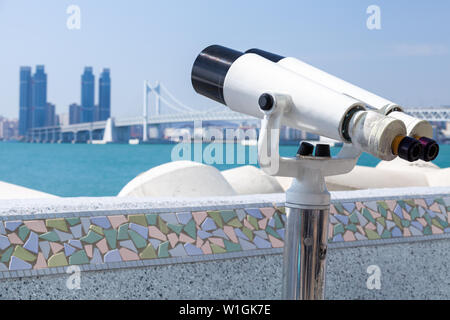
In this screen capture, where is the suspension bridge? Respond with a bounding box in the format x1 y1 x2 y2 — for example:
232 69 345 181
26 81 255 143
26 81 450 143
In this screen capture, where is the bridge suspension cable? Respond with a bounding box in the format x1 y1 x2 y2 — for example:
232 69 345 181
158 82 197 113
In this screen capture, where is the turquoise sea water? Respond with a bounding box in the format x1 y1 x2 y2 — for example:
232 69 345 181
0 142 449 197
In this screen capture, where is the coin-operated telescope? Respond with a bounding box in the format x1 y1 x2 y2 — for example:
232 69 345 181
191 45 439 300
246 48 439 162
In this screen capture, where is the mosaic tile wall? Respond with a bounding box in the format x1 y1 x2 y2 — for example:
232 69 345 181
0 196 449 277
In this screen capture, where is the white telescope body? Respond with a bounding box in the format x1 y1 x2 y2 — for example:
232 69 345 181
191 45 437 301
245 49 433 139
192 45 407 161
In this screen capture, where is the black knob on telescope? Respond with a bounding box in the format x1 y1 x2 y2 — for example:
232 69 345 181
315 144 331 157
191 45 243 105
258 93 274 111
297 142 314 156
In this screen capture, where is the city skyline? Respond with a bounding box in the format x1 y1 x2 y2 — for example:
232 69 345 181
17 65 111 135
18 65 52 135
0 1 449 119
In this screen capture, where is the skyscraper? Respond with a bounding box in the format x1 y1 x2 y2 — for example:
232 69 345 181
69 103 82 124
45 102 56 127
18 66 32 136
81 67 95 122
98 68 111 121
31 65 47 128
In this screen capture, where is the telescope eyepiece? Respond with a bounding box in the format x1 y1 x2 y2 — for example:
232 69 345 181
417 136 439 162
393 136 423 162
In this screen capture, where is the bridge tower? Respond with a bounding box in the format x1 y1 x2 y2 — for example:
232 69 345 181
154 81 160 116
143 80 149 142
143 81 162 142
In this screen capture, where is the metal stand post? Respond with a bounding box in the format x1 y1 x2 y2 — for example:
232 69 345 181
282 198 330 299
256 92 360 300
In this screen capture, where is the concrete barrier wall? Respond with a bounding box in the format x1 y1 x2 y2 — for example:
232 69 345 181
0 186 449 299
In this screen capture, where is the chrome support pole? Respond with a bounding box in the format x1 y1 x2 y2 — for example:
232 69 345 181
282 205 330 300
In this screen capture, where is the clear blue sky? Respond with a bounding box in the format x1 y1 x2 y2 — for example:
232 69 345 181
0 0 449 119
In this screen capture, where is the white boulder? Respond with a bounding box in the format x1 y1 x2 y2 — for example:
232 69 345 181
222 165 285 195
0 181 58 199
118 161 236 197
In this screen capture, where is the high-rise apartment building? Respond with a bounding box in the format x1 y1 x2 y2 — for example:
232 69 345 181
18 66 32 136
81 67 95 122
31 65 47 128
69 103 82 124
98 68 111 121
45 102 56 127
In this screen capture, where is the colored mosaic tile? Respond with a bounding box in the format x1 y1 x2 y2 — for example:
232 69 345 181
333 224 345 236
66 217 81 227
265 226 280 240
89 224 104 235
24 220 47 233
206 211 223 229
9 256 31 270
46 218 68 232
247 215 259 230
227 218 243 228
128 214 147 227
104 229 117 249
176 212 192 225
129 223 148 239
345 224 357 232
210 243 226 254
12 245 36 262
220 210 236 223
1 246 14 263
104 249 122 263
64 243 76 256
224 239 241 252
183 219 196 239
167 223 183 235
18 225 30 241
128 229 147 249
91 216 111 229
273 213 283 229
362 208 376 224
349 212 359 224
117 223 129 240
158 216 169 234
242 227 254 241
80 230 103 244
47 252 68 267
5 221 22 232
376 217 386 228
39 230 59 242
158 241 170 258
0 235 10 250
140 244 157 259
69 250 89 265
145 213 157 226
0 197 448 279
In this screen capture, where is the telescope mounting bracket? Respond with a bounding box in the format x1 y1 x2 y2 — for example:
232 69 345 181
257 92 362 207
